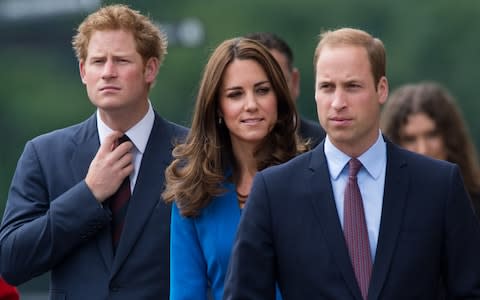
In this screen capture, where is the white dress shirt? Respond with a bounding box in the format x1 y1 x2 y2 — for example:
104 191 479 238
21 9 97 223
96 101 154 192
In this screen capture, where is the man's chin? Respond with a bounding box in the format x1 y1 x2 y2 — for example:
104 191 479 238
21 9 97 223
93 99 126 111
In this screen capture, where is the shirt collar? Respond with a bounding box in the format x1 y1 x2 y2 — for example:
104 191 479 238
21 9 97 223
324 131 386 180
96 101 154 154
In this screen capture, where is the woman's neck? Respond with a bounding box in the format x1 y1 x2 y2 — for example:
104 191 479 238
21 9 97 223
231 142 258 208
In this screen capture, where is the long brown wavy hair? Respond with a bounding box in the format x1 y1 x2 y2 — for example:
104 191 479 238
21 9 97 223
163 38 306 217
381 81 480 197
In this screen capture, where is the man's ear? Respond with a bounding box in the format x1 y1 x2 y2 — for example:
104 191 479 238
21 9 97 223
377 76 389 105
144 57 159 83
79 61 87 85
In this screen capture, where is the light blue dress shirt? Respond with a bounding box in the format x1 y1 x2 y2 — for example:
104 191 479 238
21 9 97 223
324 132 387 260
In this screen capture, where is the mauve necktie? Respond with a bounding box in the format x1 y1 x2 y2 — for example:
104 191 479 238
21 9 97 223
344 158 372 300
108 134 131 251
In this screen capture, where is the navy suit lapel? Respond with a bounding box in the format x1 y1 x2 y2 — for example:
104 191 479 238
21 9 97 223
70 115 99 183
70 115 115 270
308 144 363 300
111 114 174 275
368 142 408 300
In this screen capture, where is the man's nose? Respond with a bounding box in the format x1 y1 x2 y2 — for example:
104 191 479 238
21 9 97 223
102 60 117 79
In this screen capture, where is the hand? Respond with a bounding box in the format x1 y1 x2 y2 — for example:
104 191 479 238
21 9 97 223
85 131 134 202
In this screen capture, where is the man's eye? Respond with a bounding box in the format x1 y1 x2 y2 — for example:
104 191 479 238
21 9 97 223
319 84 332 90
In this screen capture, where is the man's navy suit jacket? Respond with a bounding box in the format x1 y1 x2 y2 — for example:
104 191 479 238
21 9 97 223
224 140 480 300
0 112 187 300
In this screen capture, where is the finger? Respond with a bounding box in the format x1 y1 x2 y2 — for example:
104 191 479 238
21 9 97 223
119 164 135 180
104 131 126 152
117 152 134 170
114 159 134 184
114 140 134 154
109 142 134 166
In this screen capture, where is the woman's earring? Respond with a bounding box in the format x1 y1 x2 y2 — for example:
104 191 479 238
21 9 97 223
218 117 222 124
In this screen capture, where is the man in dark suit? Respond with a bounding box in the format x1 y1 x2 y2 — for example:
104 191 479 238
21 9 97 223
224 28 480 299
0 4 186 299
245 32 325 147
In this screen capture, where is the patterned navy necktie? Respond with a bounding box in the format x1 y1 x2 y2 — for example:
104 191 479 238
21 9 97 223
108 134 131 251
343 158 372 300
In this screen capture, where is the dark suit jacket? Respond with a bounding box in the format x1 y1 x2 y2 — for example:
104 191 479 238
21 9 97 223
0 112 187 300
298 117 325 148
470 192 480 218
224 140 480 300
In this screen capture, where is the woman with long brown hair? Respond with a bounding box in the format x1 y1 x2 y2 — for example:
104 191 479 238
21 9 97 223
163 37 306 300
381 81 480 215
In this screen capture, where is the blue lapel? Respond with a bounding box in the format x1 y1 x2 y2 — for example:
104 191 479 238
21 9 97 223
110 113 175 275
70 115 99 183
70 115 115 271
368 141 408 300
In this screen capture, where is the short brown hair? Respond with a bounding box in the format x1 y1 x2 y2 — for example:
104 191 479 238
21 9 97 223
72 4 167 65
314 28 386 86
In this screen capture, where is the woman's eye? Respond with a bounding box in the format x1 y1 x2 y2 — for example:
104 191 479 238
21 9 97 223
256 87 270 95
226 91 242 99
401 136 415 144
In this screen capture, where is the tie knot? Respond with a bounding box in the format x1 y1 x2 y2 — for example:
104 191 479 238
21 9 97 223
114 134 131 149
118 134 130 144
348 158 362 177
